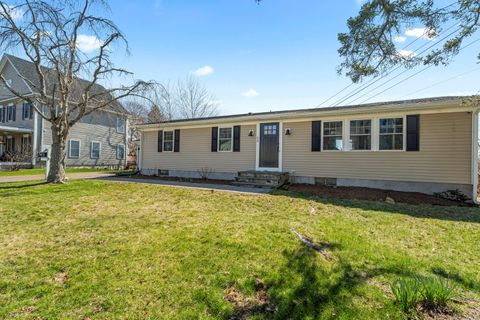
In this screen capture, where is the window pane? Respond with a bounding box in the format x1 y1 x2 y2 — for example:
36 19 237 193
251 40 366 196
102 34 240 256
350 120 371 134
163 131 174 151
219 139 232 151
164 141 173 152
91 142 100 158
70 141 79 157
323 121 343 136
380 134 403 150
394 134 403 150
323 136 343 150
350 135 371 150
219 128 232 139
380 118 403 134
117 145 125 159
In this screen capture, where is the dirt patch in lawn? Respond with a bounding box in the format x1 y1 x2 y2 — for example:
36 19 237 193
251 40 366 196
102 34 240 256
122 174 231 185
288 184 472 207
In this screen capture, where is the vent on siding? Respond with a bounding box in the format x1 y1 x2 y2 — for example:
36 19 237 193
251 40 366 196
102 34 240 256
157 169 169 176
314 177 337 187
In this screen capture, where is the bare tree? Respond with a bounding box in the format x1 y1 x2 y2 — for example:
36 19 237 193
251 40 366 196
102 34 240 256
0 0 153 182
175 77 219 119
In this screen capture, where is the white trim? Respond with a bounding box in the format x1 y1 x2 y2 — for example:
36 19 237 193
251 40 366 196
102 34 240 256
90 141 101 159
68 139 80 158
347 118 373 151
163 130 175 152
322 120 344 152
256 121 282 172
116 143 126 160
0 125 33 133
378 116 406 152
472 110 479 203
217 127 233 152
32 109 38 165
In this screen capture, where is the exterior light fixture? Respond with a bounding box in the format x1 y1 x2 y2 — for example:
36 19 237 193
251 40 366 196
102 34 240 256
285 128 292 135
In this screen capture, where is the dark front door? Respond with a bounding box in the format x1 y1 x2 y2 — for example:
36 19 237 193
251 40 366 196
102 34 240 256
259 122 279 168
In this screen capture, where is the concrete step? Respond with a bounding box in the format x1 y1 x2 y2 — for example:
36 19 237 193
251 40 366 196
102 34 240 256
235 176 281 184
231 181 274 189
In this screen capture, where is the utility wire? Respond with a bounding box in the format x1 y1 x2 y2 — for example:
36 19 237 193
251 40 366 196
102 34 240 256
331 24 460 107
357 37 480 104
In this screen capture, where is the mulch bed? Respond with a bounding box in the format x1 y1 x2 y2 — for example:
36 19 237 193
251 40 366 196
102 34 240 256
288 184 472 207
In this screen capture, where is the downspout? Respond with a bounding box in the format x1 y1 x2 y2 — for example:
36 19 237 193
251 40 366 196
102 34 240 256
125 117 129 169
471 109 479 204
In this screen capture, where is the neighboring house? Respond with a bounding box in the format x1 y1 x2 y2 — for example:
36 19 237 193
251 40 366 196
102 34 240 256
138 96 479 200
0 54 128 169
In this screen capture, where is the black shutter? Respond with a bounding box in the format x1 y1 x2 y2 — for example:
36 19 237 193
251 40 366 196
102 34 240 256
406 115 420 151
174 129 180 152
157 130 163 152
233 125 241 152
311 121 322 151
22 103 25 120
12 105 16 121
211 127 218 152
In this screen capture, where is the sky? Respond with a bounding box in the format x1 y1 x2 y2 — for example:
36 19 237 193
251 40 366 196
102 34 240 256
7 0 480 116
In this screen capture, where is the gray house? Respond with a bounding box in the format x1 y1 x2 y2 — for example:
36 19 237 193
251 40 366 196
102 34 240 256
0 54 128 169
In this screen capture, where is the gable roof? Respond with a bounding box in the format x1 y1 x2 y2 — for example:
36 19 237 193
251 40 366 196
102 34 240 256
139 96 469 129
2 54 126 114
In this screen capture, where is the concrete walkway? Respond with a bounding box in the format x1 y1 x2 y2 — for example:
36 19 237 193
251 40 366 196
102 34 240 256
100 176 272 195
0 171 115 183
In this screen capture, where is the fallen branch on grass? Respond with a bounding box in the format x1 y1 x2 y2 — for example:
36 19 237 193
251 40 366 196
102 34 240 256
291 228 331 260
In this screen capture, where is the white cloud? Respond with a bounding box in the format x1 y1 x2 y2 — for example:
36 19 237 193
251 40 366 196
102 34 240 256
0 5 24 21
405 27 436 40
192 65 214 77
242 89 259 98
397 50 417 58
76 34 103 53
394 35 407 43
355 0 366 5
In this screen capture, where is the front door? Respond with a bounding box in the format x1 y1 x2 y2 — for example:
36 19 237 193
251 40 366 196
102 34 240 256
259 122 279 169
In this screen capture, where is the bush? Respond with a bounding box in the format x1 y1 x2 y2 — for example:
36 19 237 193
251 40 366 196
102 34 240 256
391 278 420 313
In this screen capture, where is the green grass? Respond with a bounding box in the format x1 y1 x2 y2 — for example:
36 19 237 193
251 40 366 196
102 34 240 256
0 168 121 177
0 180 479 319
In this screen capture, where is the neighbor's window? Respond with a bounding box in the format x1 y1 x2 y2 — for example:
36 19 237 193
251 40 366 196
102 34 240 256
116 144 125 160
349 120 371 150
323 121 343 150
90 141 100 159
218 127 233 152
163 131 174 152
116 117 126 133
69 139 80 158
7 105 14 121
23 103 33 119
379 118 404 150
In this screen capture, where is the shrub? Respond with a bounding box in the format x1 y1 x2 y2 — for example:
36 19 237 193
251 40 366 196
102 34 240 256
391 278 420 313
419 276 457 310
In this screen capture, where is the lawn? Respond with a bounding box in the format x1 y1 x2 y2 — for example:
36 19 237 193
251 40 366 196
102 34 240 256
0 168 122 177
0 180 479 319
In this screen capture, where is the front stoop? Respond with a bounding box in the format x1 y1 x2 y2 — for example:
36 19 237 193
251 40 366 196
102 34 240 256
231 171 290 188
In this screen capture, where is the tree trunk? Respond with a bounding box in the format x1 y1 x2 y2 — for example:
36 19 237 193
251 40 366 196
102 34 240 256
47 125 67 183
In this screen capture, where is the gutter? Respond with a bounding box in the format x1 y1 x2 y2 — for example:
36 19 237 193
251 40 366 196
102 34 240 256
472 108 479 204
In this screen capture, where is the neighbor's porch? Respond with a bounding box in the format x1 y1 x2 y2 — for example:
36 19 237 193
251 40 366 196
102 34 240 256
0 125 35 169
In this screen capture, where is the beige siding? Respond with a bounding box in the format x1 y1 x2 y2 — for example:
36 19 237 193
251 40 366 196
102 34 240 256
0 60 30 99
283 112 472 184
142 125 256 173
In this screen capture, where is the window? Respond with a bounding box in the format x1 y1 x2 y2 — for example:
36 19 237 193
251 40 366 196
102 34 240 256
7 105 15 121
0 106 5 123
263 125 277 135
116 144 125 160
218 127 233 152
21 134 32 153
5 136 13 153
116 117 126 133
349 120 371 150
323 121 343 150
379 118 404 150
163 131 174 152
90 141 100 159
23 103 33 119
5 79 12 87
69 139 80 158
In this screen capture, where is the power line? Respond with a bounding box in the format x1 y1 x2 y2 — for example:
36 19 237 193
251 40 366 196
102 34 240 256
400 67 480 98
331 24 460 107
357 37 480 104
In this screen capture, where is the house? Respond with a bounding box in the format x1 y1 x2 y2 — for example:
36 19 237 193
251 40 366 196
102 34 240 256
137 96 479 200
0 54 128 169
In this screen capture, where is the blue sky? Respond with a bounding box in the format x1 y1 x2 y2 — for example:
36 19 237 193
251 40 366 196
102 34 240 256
11 0 480 115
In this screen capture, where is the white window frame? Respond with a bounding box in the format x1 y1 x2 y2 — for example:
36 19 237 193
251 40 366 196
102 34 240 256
163 130 175 152
90 141 101 159
378 116 406 152
218 127 233 152
116 144 125 160
68 139 81 158
322 120 344 152
116 117 126 134
348 118 373 151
